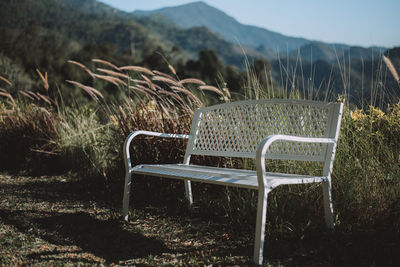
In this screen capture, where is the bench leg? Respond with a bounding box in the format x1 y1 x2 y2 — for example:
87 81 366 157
253 188 270 265
184 180 193 204
322 179 334 229
122 171 132 221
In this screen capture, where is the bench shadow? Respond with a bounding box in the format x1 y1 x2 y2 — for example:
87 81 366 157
0 209 168 263
0 175 186 209
0 175 122 207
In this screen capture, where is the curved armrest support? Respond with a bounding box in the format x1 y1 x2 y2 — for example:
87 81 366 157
124 130 190 171
122 130 190 221
256 134 336 187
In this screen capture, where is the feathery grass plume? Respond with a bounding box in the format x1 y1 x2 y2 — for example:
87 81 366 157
168 64 177 76
66 80 104 101
0 75 12 86
159 102 173 120
134 84 157 95
37 92 54 105
383 55 400 85
130 79 149 85
0 92 16 108
119 105 127 122
119 66 154 76
92 59 119 70
159 90 185 104
67 60 94 77
130 78 159 91
140 74 156 90
96 68 129 79
152 75 180 86
26 90 41 100
93 74 118 86
18 91 35 100
178 78 206 86
129 86 153 99
93 73 127 87
222 87 231 98
36 69 49 91
199 85 224 96
170 86 201 103
38 106 52 118
152 70 178 82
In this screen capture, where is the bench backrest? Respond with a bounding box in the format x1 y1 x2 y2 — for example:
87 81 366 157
185 99 343 162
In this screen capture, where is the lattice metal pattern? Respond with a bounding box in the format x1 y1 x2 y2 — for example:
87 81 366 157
191 101 331 159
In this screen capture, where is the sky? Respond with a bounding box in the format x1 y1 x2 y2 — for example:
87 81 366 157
98 0 400 48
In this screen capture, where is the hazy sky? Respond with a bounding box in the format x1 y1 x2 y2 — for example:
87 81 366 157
98 0 400 48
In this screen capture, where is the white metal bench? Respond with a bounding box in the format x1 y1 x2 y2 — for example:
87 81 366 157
122 99 343 265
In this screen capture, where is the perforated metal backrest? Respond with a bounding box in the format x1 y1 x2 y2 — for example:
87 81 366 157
185 99 343 161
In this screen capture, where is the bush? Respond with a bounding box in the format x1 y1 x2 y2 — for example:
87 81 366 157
333 105 400 230
0 103 59 173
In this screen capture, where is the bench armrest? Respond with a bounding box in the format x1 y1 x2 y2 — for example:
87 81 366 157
124 130 190 171
256 134 336 187
122 131 190 221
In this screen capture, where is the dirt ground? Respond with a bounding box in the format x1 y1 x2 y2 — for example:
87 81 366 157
0 174 255 266
1 174 399 266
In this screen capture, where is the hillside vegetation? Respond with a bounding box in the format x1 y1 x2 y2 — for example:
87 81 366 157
0 0 398 107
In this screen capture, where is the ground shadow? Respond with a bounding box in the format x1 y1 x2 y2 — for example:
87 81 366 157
0 209 168 263
1 175 399 266
0 175 121 208
259 227 400 266
0 174 188 210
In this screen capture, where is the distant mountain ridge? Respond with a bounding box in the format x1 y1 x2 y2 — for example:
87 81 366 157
289 42 383 62
133 1 310 53
133 1 384 62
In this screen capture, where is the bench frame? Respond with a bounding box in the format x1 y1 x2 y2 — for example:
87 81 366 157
122 99 343 265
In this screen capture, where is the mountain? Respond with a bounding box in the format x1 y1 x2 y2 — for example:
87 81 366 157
0 0 152 53
133 1 387 63
0 0 265 74
0 0 271 100
1 0 398 106
133 1 311 53
289 42 383 62
0 0 166 96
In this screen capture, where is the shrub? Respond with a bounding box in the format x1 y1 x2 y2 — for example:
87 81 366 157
0 103 59 172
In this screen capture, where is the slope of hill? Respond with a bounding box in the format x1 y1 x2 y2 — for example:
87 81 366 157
0 0 265 79
0 0 157 55
0 0 178 88
133 1 311 52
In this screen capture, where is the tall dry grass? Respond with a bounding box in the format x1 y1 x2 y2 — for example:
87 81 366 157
0 55 399 234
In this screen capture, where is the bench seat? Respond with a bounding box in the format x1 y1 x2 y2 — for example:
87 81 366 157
133 164 327 190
